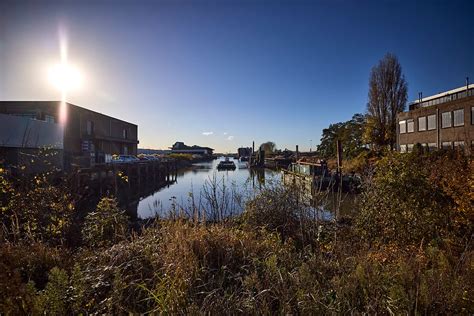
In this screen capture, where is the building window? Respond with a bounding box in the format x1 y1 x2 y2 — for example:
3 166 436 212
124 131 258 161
400 144 407 153
427 143 437 151
418 116 426 131
407 144 414 152
453 109 464 127
453 141 464 149
441 141 452 149
14 113 36 120
407 119 414 133
45 115 55 123
399 120 406 134
472 106 474 125
441 112 452 128
86 120 94 135
123 128 128 139
427 114 436 130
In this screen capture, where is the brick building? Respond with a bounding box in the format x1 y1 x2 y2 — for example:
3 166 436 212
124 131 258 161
0 101 139 170
397 84 474 155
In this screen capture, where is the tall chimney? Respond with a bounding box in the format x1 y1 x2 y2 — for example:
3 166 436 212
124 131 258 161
295 145 299 161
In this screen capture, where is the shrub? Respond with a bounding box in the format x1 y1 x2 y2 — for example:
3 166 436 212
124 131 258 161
0 242 71 314
167 153 193 161
357 152 460 246
0 172 75 245
82 197 129 248
242 184 320 247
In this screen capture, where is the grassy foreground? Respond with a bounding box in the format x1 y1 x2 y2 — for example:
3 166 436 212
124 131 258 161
0 150 473 314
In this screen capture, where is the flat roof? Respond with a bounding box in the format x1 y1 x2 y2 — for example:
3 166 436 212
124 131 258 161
410 84 474 106
0 100 138 127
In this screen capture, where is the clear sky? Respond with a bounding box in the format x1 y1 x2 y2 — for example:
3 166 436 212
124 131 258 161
1 0 473 152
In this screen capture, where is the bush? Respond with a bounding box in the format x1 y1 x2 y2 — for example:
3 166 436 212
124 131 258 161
0 242 71 314
356 151 467 246
242 184 320 247
82 197 129 248
167 153 194 161
0 172 75 245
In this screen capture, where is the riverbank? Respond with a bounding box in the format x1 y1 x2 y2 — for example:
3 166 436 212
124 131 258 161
0 150 472 314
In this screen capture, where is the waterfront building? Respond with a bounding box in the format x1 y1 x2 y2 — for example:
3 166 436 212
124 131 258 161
397 84 474 155
170 142 214 156
0 101 138 170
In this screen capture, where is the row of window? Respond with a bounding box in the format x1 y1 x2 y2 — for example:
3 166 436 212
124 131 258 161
399 106 474 134
416 89 473 108
400 141 470 153
85 120 129 139
13 113 56 123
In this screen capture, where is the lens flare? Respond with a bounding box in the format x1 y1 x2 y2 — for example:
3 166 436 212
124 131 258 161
48 63 82 92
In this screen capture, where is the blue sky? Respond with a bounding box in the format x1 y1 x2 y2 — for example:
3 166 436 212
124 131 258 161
1 0 473 152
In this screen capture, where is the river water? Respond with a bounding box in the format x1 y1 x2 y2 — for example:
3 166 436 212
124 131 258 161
136 157 359 220
137 157 280 219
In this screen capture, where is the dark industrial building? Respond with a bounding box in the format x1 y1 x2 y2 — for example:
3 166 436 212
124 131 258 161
397 84 474 155
170 142 214 156
0 101 138 170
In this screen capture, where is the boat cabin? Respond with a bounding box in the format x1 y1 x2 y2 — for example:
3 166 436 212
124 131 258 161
287 160 329 177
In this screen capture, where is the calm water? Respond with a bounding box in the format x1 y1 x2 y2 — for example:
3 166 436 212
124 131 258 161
137 157 280 218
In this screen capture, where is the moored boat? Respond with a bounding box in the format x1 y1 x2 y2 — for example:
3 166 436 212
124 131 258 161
217 158 236 170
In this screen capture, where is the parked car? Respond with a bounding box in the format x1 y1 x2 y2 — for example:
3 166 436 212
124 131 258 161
137 154 161 161
111 155 140 164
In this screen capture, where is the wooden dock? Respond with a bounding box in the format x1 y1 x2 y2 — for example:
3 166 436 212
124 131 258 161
74 160 177 196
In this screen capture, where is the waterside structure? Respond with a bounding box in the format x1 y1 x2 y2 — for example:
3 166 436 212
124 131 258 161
0 101 139 171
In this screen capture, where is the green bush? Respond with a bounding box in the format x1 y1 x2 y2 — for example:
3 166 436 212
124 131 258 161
82 197 129 248
0 172 74 245
357 152 456 246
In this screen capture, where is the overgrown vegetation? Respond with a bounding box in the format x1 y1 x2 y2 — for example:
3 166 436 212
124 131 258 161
0 150 472 314
167 153 194 161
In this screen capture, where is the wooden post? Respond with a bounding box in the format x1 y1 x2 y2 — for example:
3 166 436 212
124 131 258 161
295 145 299 161
336 139 342 174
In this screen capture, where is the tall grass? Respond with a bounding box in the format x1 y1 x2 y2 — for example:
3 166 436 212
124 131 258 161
0 150 472 314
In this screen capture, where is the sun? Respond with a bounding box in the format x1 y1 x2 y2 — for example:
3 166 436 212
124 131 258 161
48 63 82 93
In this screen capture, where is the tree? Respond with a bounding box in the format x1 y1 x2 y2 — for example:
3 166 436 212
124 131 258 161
365 53 407 150
259 141 276 155
317 113 366 160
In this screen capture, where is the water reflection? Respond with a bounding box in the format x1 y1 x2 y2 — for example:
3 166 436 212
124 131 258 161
137 157 279 218
135 157 359 220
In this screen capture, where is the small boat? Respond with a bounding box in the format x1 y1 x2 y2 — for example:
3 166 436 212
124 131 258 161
282 160 361 194
217 157 236 170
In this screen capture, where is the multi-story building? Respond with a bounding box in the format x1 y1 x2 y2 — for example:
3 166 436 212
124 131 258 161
0 101 139 170
397 84 474 155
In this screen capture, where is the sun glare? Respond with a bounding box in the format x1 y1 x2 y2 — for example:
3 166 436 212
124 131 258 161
48 63 82 93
